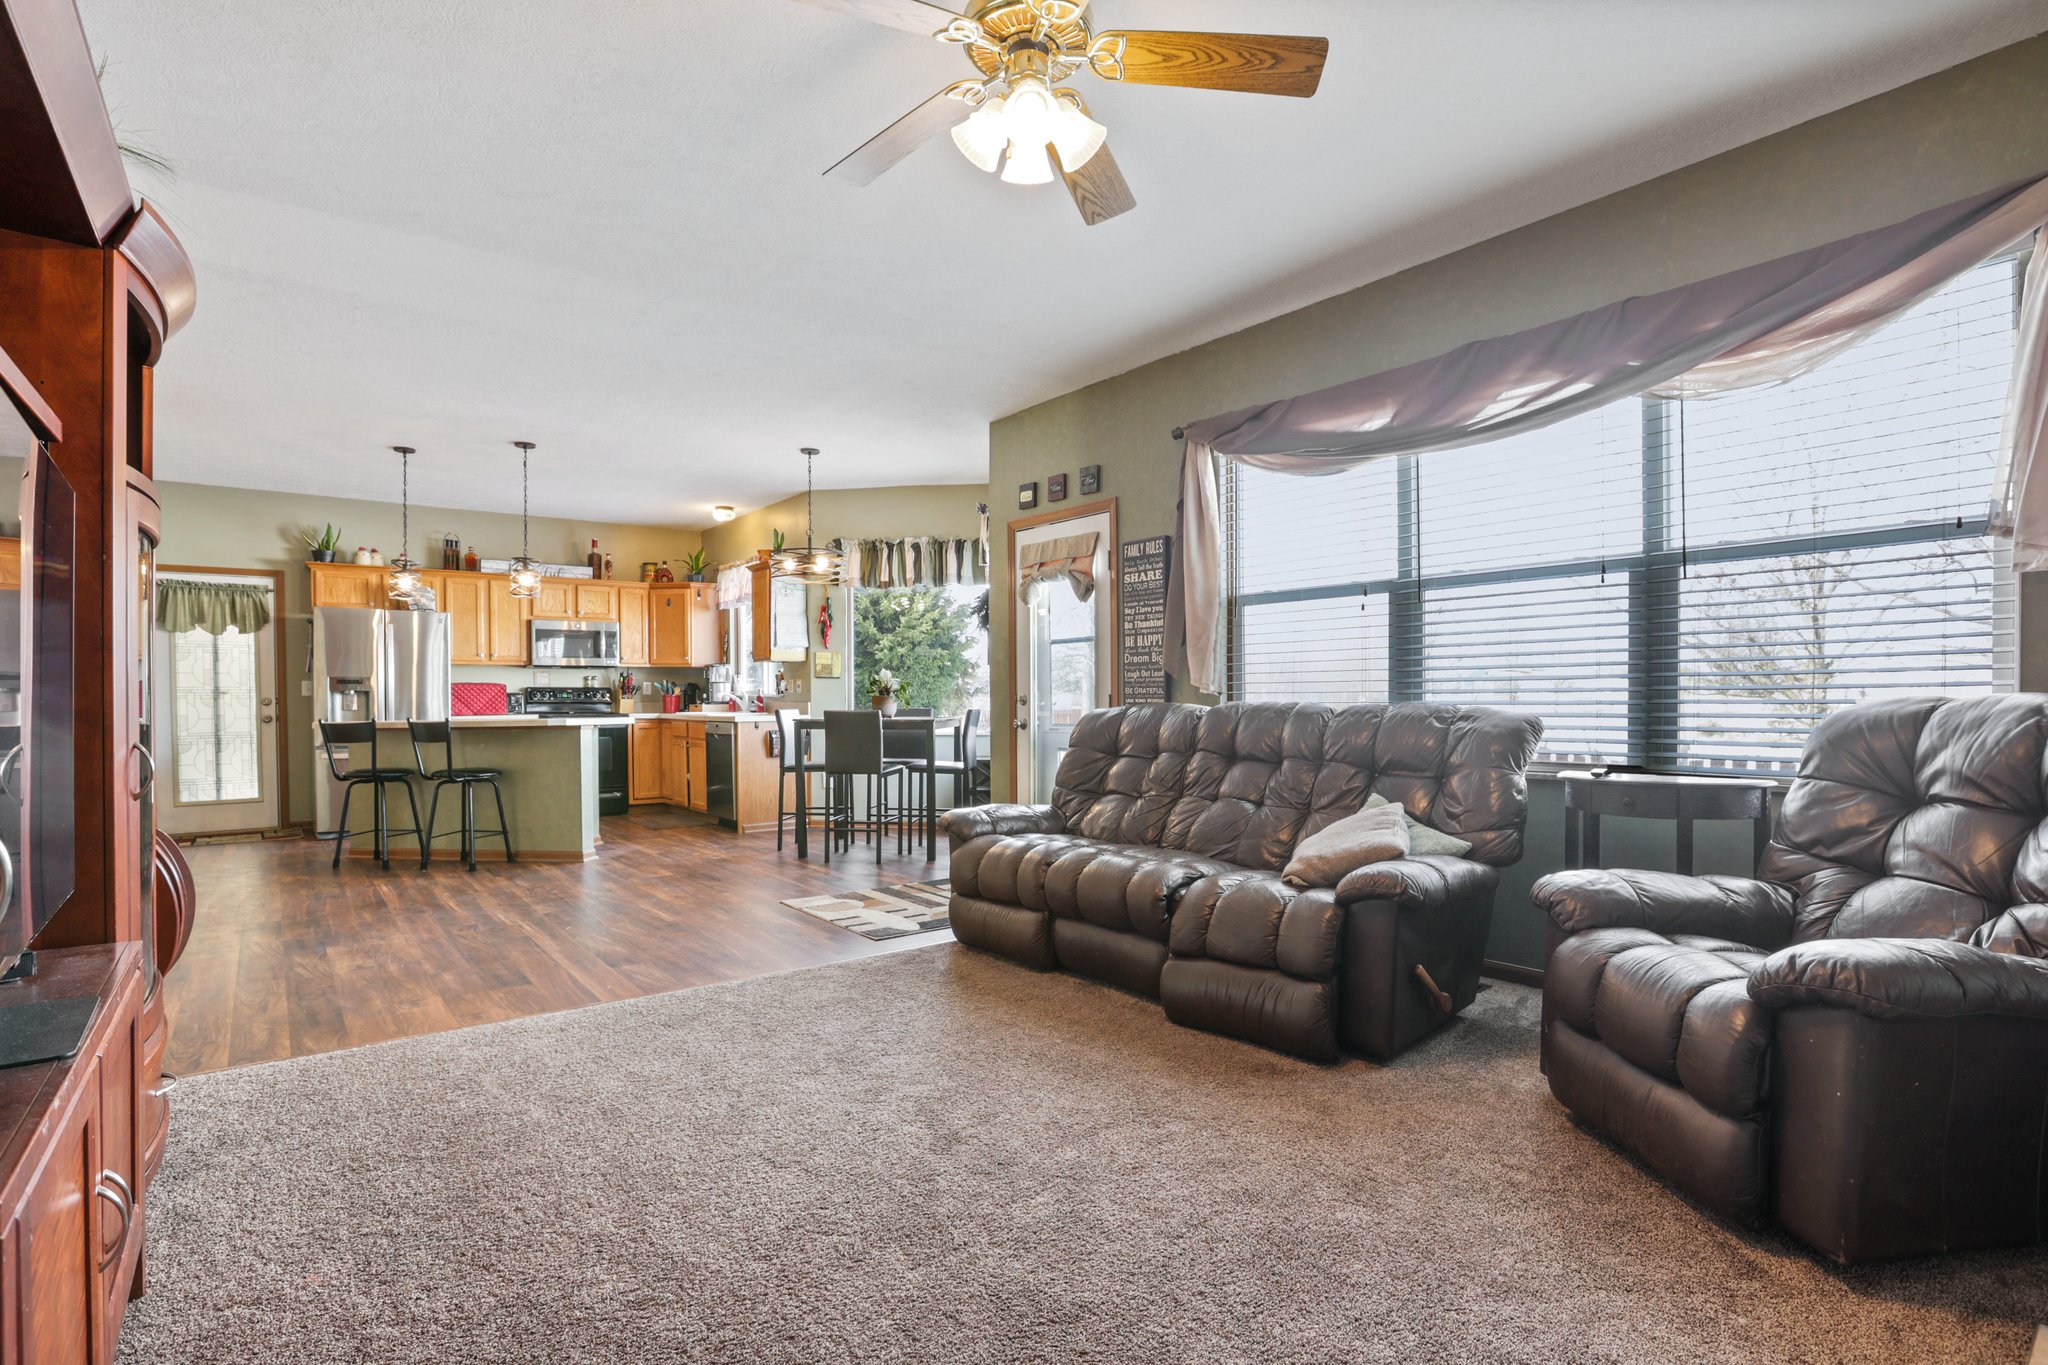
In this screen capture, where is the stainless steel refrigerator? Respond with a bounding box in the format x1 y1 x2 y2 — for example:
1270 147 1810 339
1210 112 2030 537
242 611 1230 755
311 608 451 834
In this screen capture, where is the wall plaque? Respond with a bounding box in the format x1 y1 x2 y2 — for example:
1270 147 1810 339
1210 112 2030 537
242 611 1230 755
1118 535 1171 706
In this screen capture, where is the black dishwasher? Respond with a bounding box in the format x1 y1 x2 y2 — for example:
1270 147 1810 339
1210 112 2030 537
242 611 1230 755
705 724 737 826
596 724 629 817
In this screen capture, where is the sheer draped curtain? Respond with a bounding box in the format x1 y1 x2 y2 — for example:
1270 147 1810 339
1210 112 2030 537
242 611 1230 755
1167 176 2048 695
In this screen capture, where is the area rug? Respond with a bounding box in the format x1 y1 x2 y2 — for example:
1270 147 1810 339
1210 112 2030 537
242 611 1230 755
781 879 949 940
119 948 2047 1364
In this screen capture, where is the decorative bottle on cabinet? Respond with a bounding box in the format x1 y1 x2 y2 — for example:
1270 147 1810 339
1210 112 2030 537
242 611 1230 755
464 545 480 572
588 539 603 576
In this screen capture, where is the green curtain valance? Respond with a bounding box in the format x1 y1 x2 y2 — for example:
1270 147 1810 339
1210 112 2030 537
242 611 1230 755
158 579 272 636
831 537 987 590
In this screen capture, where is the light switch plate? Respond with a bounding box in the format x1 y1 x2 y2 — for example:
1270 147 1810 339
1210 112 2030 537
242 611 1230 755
300 680 313 697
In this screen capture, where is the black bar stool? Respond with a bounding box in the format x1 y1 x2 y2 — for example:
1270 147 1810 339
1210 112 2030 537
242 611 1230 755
773 707 814 853
408 720 514 871
319 721 424 871
930 707 985 810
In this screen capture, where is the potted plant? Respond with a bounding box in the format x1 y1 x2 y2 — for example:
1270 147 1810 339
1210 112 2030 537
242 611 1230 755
300 523 343 563
683 549 710 583
771 528 786 553
868 668 900 717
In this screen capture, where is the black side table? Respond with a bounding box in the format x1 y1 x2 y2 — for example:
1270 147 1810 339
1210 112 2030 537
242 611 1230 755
1559 770 1776 875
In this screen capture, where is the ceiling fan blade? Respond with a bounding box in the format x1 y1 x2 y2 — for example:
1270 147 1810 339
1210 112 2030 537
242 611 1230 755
825 85 978 186
1055 143 1136 227
786 0 967 36
1092 31 1329 98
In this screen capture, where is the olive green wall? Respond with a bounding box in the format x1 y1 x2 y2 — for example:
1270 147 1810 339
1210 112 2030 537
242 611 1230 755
985 33 2048 970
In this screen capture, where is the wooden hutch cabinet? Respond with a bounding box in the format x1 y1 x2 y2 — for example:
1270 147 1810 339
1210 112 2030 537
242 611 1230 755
0 2 199 1357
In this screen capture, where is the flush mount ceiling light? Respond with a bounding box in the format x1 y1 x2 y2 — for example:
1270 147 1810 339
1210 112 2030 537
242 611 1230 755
806 0 1329 225
712 505 738 523
388 446 425 603
507 441 543 600
768 448 847 586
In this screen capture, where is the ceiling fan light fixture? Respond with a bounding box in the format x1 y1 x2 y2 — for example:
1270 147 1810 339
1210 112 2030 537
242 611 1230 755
951 96 1009 173
1049 95 1107 171
1000 139 1056 186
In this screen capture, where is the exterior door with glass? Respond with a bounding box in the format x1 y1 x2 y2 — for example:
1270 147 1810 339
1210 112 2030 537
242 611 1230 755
153 572 283 835
1012 505 1116 804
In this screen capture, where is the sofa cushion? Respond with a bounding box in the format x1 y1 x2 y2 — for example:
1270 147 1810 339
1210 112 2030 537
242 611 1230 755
1281 802 1408 888
1547 930 1772 1118
1170 873 1344 982
951 833 1238 942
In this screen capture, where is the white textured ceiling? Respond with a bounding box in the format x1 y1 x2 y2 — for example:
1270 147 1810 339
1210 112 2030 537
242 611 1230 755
79 0 2048 527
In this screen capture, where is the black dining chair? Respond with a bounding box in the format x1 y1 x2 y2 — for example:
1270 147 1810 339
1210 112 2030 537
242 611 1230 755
883 707 936 853
929 708 984 811
773 707 815 854
822 710 909 866
408 720 514 871
319 720 424 871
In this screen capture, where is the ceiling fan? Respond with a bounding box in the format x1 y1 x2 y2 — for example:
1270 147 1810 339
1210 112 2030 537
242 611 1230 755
794 0 1330 225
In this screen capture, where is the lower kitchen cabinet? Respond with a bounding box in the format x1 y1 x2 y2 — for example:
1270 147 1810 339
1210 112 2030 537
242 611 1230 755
629 721 664 804
624 720 789 833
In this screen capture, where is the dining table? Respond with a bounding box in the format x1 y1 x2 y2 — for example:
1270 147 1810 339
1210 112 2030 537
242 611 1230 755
790 714 966 862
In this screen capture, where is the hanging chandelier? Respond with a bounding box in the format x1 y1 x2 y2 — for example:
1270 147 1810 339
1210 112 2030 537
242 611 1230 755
769 448 847 586
388 446 425 603
507 441 542 600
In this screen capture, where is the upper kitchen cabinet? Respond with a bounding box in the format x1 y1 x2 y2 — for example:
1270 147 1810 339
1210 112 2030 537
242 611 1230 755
618 584 650 667
575 583 620 621
308 563 397 609
748 556 810 664
435 573 491 664
485 578 531 664
649 583 718 667
533 579 574 618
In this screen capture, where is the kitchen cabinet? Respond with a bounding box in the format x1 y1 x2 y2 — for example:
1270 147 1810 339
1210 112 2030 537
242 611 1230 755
617 585 650 667
575 583 620 621
685 729 709 813
307 563 396 609
433 573 493 665
485 579 531 665
661 726 690 805
533 580 573 619
629 722 664 803
748 556 810 663
0 536 19 589
649 584 718 668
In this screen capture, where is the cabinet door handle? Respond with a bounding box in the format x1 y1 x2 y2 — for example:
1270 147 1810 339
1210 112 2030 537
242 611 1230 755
0 743 20 799
96 1171 133 1271
129 743 156 800
151 1070 181 1098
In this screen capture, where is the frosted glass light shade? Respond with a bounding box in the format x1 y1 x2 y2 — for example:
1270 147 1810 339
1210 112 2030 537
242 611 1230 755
952 97 1008 174
1000 139 1056 186
1049 101 1107 171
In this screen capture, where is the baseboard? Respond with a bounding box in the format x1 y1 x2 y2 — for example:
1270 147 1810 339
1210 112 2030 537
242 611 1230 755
1482 959 1543 988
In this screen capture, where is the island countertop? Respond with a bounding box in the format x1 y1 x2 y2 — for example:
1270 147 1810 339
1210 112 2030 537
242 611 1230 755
629 712 781 724
363 716 635 730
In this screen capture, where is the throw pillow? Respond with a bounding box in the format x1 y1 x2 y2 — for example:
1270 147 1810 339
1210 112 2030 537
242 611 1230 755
1365 793 1475 857
1282 804 1410 888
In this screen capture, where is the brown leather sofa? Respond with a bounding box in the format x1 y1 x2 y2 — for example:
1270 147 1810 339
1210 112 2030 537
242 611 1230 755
941 701 1542 1062
1534 695 2048 1262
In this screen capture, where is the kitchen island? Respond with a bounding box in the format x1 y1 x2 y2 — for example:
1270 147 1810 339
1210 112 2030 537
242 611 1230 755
336 715 633 862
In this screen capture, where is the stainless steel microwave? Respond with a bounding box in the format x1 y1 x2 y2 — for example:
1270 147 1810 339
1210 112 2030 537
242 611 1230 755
530 618 622 668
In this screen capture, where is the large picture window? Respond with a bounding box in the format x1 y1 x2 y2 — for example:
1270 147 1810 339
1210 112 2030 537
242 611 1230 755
1228 257 2020 772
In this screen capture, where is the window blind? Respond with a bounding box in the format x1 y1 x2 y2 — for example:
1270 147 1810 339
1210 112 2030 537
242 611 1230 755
1227 256 2020 770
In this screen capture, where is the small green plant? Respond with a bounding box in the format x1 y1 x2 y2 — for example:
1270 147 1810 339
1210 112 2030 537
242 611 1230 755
299 523 342 553
682 549 709 579
772 528 787 552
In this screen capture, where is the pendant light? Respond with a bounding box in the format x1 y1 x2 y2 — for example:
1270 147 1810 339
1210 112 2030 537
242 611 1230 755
768 447 847 586
388 446 425 602
507 441 542 599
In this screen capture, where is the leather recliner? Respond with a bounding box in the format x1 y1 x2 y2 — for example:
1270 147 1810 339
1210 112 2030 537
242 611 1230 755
1534 695 2048 1263
941 701 1542 1062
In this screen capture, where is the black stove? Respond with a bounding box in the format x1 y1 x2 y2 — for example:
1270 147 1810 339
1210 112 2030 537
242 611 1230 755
521 687 614 717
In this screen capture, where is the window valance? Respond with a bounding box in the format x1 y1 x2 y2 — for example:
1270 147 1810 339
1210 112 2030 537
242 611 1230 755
158 579 272 636
1017 532 1099 602
1166 175 2048 695
833 537 987 590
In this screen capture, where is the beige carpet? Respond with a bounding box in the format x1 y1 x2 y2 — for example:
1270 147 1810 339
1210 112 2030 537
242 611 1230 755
119 946 2046 1364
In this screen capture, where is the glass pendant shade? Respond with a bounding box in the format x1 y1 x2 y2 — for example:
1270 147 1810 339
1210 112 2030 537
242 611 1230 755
1049 97 1107 171
1000 139 1056 186
507 559 542 599
952 96 1008 174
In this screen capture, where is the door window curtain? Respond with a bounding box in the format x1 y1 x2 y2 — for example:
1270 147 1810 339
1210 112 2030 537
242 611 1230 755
157 579 272 636
1167 175 2048 695
1017 532 1100 602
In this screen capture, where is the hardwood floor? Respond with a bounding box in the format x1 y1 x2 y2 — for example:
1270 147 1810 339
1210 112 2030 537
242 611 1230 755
163 808 954 1075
